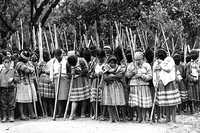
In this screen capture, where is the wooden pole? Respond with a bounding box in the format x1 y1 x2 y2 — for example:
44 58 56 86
114 21 127 64
17 31 21 51
20 19 24 49
64 31 68 51
73 30 77 51
150 31 158 122
48 24 55 52
95 21 99 48
32 27 37 50
54 24 59 49
64 70 74 119
38 23 44 63
53 64 62 121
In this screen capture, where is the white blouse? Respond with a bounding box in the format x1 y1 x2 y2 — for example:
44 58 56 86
159 56 176 86
49 57 68 80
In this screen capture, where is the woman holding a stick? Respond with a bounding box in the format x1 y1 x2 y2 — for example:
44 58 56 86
102 55 126 123
38 51 55 117
173 53 188 114
50 49 69 118
153 48 181 123
90 49 106 119
186 50 199 114
126 51 152 123
67 52 90 120
15 50 37 120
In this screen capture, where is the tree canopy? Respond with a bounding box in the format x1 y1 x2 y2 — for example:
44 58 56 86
0 0 200 50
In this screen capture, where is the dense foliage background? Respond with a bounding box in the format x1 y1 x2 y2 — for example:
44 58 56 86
0 0 200 51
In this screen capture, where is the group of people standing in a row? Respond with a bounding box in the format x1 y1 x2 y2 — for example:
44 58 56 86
0 45 199 123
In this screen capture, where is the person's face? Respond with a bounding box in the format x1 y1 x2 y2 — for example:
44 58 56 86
3 59 11 69
99 57 105 63
104 49 111 56
136 58 143 66
55 54 62 62
109 60 116 68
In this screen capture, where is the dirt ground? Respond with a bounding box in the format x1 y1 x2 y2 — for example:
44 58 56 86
0 113 200 133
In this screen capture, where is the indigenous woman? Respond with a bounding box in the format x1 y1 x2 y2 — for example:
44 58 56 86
153 49 181 122
173 53 188 114
67 52 90 120
90 49 106 119
186 51 199 114
15 50 37 120
102 55 126 122
50 49 69 117
38 51 55 116
114 47 127 121
126 51 152 123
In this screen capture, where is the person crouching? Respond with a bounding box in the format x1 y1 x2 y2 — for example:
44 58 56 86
0 56 18 122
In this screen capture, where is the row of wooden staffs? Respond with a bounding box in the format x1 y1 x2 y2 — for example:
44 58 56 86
10 19 194 64
14 20 199 122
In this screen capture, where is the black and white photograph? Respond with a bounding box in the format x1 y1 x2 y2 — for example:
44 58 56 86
0 0 200 133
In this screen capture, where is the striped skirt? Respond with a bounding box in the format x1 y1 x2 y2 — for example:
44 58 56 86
102 81 125 106
176 80 188 102
187 81 199 101
38 74 55 99
54 77 70 100
70 77 90 102
16 83 37 103
156 81 181 107
90 78 102 102
128 85 152 108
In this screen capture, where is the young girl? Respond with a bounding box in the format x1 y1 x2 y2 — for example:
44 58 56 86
38 51 55 117
90 49 106 119
102 55 126 122
186 51 199 114
173 54 188 114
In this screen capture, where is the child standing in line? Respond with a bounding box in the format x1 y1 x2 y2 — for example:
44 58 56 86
0 56 19 122
102 56 126 122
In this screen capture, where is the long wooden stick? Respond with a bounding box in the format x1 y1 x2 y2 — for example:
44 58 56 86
48 24 54 52
53 64 62 121
32 27 37 50
64 72 74 119
150 31 158 122
114 21 127 64
129 28 136 66
34 68 45 117
64 31 68 51
95 21 99 48
54 24 59 49
17 31 21 51
28 76 38 119
126 27 134 59
184 43 187 64
20 19 24 49
38 23 44 63
73 30 77 51
172 38 175 56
